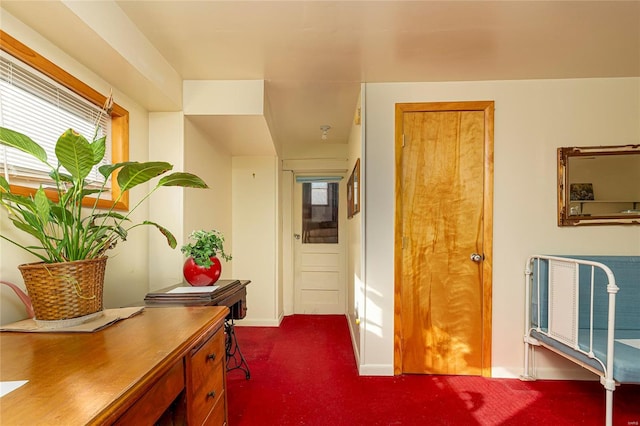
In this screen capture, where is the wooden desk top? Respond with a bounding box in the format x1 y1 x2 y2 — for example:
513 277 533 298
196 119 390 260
0 306 228 425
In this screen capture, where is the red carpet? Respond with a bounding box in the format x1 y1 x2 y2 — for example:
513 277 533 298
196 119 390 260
227 315 639 425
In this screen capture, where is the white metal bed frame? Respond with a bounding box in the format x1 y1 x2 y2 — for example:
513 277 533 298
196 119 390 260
521 255 619 426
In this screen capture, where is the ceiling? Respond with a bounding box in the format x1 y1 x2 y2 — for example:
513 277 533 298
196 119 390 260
2 1 639 158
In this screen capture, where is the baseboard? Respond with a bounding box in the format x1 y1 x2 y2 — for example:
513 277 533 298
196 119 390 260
346 315 361 366
491 367 525 379
492 365 598 380
523 367 599 381
358 364 394 376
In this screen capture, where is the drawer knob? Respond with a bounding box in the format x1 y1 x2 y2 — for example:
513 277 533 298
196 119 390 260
207 353 216 361
207 391 216 399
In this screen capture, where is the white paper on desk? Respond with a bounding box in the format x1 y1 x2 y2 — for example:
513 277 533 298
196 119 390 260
1 380 28 397
167 286 219 294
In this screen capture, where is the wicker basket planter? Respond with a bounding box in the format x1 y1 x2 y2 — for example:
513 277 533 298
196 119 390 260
18 257 107 324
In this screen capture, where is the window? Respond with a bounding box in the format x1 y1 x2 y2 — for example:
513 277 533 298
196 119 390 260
0 31 129 210
302 182 338 244
311 182 329 205
0 54 111 188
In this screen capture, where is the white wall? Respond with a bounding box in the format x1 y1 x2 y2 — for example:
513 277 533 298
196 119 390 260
183 118 234 280
0 16 153 324
280 170 294 315
276 160 285 319
183 80 264 115
148 112 186 290
362 77 640 378
284 138 351 160
232 156 280 325
346 91 364 365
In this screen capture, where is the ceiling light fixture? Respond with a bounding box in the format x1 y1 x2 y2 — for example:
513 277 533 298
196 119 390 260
320 125 331 140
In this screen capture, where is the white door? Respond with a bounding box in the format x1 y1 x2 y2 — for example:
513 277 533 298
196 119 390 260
293 178 346 314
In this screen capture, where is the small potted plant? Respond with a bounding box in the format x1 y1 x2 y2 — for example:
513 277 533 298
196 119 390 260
181 229 232 286
0 93 208 325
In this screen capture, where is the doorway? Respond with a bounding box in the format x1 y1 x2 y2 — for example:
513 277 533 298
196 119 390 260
394 101 494 376
293 177 346 314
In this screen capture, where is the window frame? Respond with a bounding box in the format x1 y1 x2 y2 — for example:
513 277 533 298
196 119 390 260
0 30 130 210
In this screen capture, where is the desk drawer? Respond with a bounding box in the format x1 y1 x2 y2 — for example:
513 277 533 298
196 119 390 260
188 327 225 425
114 360 184 425
203 389 226 426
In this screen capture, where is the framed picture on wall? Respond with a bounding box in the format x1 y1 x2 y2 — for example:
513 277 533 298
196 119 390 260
347 158 360 218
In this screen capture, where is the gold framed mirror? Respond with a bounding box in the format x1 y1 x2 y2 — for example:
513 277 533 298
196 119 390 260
558 145 640 226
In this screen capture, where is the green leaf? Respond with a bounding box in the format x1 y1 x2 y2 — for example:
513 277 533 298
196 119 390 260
13 210 42 232
90 136 107 163
58 189 76 209
117 162 172 192
86 225 111 243
98 161 134 180
142 220 177 248
111 225 128 241
34 188 50 225
50 205 74 226
157 172 208 189
91 211 129 221
0 127 48 163
55 129 94 180
83 212 129 230
51 169 73 183
1 192 37 209
11 218 43 240
0 176 11 193
89 225 127 246
81 188 106 198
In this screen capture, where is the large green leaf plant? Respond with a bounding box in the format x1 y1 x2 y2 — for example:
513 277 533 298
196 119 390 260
0 98 208 264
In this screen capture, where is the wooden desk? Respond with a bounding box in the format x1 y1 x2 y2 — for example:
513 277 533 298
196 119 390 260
0 306 229 425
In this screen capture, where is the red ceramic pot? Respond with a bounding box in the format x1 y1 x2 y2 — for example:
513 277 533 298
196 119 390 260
183 256 222 286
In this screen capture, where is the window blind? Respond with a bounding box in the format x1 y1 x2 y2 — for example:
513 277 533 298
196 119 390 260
0 52 111 188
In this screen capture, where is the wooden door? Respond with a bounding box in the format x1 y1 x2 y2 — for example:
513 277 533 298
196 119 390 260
293 178 346 314
394 101 494 376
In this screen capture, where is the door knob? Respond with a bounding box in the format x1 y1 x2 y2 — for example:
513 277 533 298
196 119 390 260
470 253 483 262
294 233 301 240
